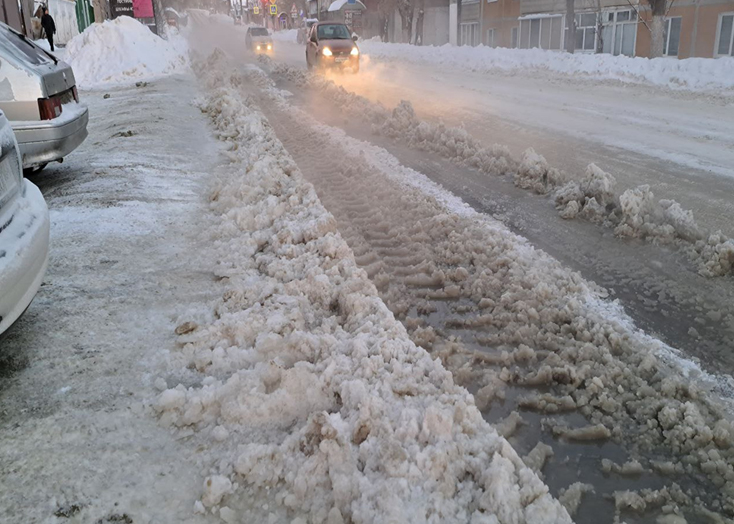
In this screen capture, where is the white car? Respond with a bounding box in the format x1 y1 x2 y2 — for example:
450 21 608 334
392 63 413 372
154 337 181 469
245 26 273 53
0 110 49 335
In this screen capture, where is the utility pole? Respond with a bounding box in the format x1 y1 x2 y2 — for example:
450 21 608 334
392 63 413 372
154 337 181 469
153 0 165 37
564 0 575 53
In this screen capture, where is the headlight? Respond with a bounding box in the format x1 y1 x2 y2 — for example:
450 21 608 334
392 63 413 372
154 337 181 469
267 44 272 50
256 45 261 50
322 47 332 56
350 47 359 56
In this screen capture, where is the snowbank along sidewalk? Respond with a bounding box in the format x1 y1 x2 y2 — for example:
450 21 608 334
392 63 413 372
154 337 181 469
356 41 734 95
153 50 573 524
64 16 189 89
271 29 734 93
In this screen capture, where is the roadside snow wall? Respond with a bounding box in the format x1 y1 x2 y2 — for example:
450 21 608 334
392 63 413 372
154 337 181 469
154 51 572 524
64 16 189 89
358 41 734 94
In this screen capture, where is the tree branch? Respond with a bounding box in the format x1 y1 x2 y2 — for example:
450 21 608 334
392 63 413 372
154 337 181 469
626 0 651 32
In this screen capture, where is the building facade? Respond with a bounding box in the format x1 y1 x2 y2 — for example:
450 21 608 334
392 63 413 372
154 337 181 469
473 0 734 58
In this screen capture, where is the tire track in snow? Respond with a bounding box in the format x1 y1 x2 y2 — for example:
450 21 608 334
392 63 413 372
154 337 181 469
237 68 734 523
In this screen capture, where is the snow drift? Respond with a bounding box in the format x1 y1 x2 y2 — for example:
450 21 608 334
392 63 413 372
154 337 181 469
64 16 189 89
357 41 734 94
154 51 572 523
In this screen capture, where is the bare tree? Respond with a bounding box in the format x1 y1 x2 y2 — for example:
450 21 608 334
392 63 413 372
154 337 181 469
396 0 413 43
415 0 424 45
644 0 667 57
564 0 575 53
377 0 395 41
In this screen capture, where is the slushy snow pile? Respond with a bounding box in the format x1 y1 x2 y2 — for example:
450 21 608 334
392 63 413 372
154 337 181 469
64 16 189 88
153 50 572 523
357 41 734 93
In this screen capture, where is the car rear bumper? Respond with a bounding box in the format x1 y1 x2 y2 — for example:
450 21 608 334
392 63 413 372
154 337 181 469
0 180 50 335
14 105 89 169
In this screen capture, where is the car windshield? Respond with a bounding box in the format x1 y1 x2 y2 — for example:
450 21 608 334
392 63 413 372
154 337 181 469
317 24 350 40
0 23 54 66
250 27 268 36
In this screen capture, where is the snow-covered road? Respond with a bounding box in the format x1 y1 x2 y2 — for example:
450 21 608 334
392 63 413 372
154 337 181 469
187 21 734 380
271 41 734 239
3 13 734 524
184 16 734 522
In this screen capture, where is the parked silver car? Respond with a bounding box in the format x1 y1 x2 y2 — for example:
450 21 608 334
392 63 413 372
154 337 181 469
0 109 50 335
0 22 88 172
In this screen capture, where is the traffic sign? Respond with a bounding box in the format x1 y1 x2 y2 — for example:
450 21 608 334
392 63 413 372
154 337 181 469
253 6 259 14
270 4 277 15
269 0 276 4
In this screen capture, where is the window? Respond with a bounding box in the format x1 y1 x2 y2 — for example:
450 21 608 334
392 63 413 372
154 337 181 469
460 23 480 46
486 28 495 47
317 24 351 40
601 9 637 56
663 17 681 56
529 19 540 47
0 23 55 66
717 14 734 56
519 16 562 50
575 13 597 51
511 26 518 48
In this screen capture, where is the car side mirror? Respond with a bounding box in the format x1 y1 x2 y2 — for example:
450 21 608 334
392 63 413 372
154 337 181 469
352 35 358 41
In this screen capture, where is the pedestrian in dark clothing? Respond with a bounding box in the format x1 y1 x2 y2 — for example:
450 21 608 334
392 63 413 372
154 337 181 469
41 8 56 52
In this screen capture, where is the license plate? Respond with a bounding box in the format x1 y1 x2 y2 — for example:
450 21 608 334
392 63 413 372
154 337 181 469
335 57 347 63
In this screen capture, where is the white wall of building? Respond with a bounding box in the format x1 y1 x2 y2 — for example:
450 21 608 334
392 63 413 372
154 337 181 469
424 6 450 45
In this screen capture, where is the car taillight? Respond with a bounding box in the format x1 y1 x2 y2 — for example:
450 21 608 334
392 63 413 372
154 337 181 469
72 86 78 102
38 96 62 120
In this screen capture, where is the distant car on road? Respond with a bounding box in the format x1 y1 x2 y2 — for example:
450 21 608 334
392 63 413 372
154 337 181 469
0 110 49 336
245 26 273 53
0 22 88 174
306 22 359 73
